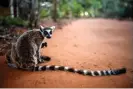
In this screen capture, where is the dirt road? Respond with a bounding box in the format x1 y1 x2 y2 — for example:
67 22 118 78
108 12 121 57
0 19 133 88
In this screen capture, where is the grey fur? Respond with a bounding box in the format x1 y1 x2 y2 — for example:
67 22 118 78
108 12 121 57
6 25 55 70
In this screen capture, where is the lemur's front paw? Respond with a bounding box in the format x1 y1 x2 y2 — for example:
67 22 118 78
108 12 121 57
41 42 47 48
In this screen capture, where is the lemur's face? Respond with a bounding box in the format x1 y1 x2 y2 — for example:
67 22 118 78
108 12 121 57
40 25 55 39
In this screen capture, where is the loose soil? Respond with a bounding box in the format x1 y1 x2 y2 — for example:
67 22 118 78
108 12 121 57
0 18 133 88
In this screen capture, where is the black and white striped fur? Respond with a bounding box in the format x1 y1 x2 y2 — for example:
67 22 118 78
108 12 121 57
6 25 126 76
8 63 126 76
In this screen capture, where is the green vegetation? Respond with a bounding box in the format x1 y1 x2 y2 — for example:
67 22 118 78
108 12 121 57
40 0 133 19
1 0 132 27
0 16 28 27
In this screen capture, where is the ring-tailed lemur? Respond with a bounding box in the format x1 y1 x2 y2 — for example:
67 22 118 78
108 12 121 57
6 25 55 70
6 25 126 76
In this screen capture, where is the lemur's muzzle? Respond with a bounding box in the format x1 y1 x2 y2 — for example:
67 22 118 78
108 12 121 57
47 36 51 39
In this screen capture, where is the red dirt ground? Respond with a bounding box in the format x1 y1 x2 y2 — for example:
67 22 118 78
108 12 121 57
0 18 133 88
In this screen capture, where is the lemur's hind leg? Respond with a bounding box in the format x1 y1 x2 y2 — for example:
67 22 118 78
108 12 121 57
7 63 17 68
37 49 51 64
40 56 51 61
6 43 16 64
6 43 21 68
38 55 51 63
6 50 17 68
37 42 51 63
6 50 12 63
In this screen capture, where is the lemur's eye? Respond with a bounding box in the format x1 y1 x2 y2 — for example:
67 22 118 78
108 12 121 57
50 31 52 34
44 31 48 35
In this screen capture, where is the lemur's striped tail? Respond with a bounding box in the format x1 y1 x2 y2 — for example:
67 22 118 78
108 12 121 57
30 65 126 76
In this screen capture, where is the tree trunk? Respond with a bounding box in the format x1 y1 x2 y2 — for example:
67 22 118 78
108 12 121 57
16 0 19 17
13 0 17 17
10 0 14 18
28 0 40 28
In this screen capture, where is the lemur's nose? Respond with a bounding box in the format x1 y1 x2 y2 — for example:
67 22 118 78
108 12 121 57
47 36 51 39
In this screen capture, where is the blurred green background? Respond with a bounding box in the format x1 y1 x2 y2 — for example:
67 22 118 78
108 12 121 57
40 0 133 19
0 0 133 27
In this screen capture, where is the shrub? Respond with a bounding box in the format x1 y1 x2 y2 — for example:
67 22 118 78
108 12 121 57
0 16 28 27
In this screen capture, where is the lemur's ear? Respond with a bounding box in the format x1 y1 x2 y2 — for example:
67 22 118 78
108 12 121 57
40 25 44 32
50 26 56 31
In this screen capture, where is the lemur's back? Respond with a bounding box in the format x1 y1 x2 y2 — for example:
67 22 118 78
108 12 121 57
16 30 43 58
13 30 44 68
